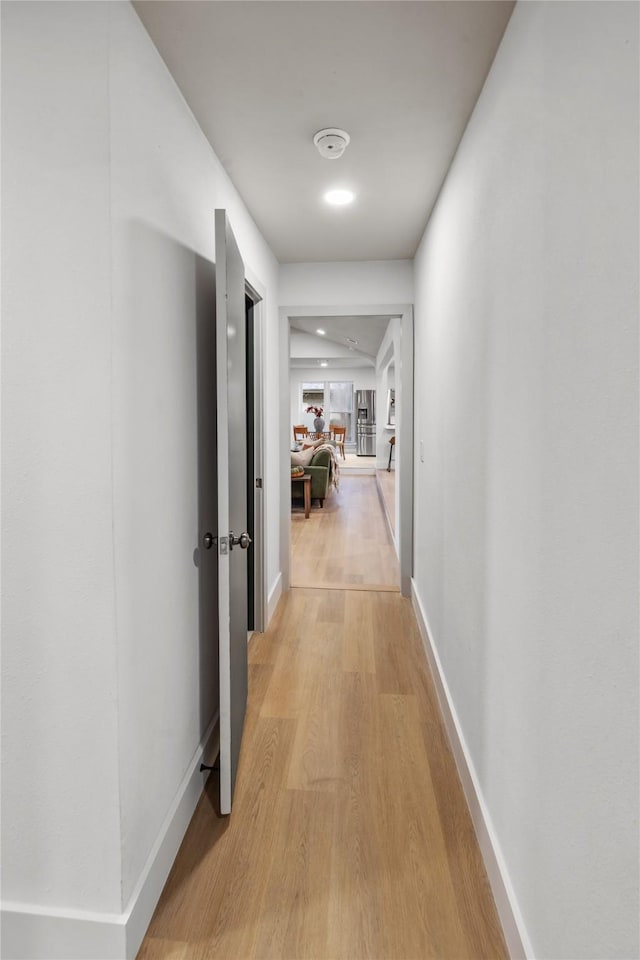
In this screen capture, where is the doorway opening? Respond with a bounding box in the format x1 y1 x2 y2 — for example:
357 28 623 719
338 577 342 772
281 304 414 596
290 468 400 592
245 283 266 633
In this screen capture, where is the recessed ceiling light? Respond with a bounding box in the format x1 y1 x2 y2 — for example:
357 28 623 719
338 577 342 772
324 189 355 207
316 328 326 335
320 361 328 367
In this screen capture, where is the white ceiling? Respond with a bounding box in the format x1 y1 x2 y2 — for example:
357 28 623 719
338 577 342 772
290 314 392 364
134 1 514 263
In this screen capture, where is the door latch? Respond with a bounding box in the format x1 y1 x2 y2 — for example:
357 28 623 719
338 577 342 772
219 536 229 556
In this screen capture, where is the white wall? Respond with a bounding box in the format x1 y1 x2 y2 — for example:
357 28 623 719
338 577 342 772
412 3 639 958
2 0 122 917
375 318 402 468
280 259 413 306
2 3 280 956
109 1 280 911
378 363 396 466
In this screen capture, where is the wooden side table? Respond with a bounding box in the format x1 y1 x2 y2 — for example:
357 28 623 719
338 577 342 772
291 473 311 518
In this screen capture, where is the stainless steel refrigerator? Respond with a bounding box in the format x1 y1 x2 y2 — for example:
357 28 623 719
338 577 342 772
355 389 376 456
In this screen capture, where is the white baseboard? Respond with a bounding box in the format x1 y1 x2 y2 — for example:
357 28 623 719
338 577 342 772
1 714 219 960
267 571 283 624
123 710 219 956
0 904 126 960
410 580 534 960
375 472 397 554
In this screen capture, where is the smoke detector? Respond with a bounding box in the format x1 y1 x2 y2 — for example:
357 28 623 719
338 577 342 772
313 128 350 160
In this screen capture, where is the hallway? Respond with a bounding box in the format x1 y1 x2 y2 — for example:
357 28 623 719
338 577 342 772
3 4 637 958
139 563 507 959
291 474 399 591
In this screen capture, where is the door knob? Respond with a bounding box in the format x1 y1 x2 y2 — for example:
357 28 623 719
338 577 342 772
203 532 214 550
229 531 252 550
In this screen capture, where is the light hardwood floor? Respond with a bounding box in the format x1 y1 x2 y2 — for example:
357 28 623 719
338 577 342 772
339 451 375 472
138 588 508 960
291 474 399 591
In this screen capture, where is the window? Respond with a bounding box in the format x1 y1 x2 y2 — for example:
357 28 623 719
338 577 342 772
301 383 325 431
329 382 354 442
300 381 354 441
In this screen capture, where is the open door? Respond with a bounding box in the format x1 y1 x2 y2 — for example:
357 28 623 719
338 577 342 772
215 209 250 815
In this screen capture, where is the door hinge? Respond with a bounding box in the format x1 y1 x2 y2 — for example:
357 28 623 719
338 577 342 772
219 536 229 556
255 478 263 488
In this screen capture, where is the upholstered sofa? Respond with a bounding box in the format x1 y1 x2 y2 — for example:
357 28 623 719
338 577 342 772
305 446 333 506
291 442 335 508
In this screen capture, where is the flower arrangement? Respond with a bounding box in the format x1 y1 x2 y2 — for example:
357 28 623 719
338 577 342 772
305 405 324 418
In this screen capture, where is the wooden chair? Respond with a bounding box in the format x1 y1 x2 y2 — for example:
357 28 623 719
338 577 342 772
330 424 346 459
293 424 309 442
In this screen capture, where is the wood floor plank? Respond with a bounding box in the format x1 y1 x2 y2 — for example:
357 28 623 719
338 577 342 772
315 586 346 624
144 718 295 947
247 628 280 665
195 716 299 959
291 475 399 590
136 939 191 960
286 662 343 792
244 662 275 734
259 594 322 719
373 592 421 696
249 789 336 959
373 693 469 959
342 590 377 674
327 670 385 959
292 579 400 592
138 585 507 960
